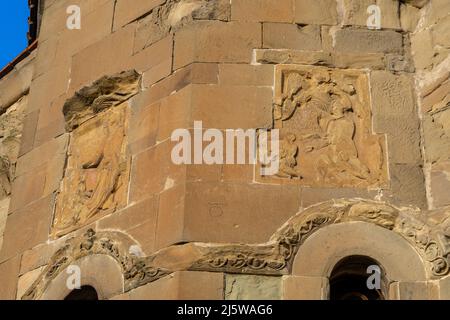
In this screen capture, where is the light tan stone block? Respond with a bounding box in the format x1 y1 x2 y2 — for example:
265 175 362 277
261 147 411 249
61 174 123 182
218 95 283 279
0 255 20 299
390 281 434 300
225 275 282 300
129 140 187 203
370 71 422 165
389 164 427 209
429 162 450 208
295 0 338 25
232 0 294 23
128 100 160 155
130 36 173 74
283 276 328 300
156 183 187 249
333 29 403 54
8 169 46 213
113 0 165 31
263 24 322 51
174 21 261 70
301 187 373 208
156 181 301 249
0 195 54 262
113 271 224 300
332 53 386 69
342 0 401 29
15 134 68 177
18 110 39 157
411 29 434 70
142 59 172 88
191 84 273 129
133 0 231 51
254 49 333 65
156 86 192 142
70 24 135 93
439 276 450 299
0 56 34 111
17 267 46 300
27 64 70 114
400 3 420 32
218 64 274 87
51 0 116 72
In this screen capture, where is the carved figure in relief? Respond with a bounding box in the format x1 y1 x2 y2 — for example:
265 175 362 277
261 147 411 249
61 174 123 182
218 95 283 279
276 133 301 179
317 89 370 183
52 70 140 237
53 106 129 236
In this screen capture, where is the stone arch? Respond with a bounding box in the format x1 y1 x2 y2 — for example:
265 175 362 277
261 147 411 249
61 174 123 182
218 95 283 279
22 199 450 299
292 221 427 281
40 254 123 300
21 229 170 300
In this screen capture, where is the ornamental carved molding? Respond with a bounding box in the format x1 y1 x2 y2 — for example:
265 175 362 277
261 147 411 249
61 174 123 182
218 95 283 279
21 229 171 300
23 199 450 300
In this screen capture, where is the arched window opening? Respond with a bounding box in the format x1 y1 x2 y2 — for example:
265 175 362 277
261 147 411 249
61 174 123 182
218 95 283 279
64 285 99 300
330 255 386 300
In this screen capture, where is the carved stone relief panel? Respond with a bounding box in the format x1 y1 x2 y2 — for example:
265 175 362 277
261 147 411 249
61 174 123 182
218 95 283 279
52 71 140 237
258 65 388 188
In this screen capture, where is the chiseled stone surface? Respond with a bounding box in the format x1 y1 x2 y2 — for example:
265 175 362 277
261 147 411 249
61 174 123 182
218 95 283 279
225 275 282 300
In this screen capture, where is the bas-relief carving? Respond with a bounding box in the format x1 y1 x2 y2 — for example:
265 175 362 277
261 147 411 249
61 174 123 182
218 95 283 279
135 0 230 49
23 199 450 299
52 71 141 237
259 66 388 188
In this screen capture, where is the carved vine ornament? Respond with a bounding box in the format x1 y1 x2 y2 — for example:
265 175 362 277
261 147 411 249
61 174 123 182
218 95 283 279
22 199 450 300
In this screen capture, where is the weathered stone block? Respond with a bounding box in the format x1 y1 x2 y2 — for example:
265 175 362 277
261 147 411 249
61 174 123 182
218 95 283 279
113 0 164 31
0 255 20 299
254 49 332 65
232 0 294 23
129 140 187 203
283 275 328 300
133 0 230 51
295 0 338 25
174 21 261 69
263 24 322 51
18 110 39 157
333 29 403 54
411 29 434 70
128 100 160 155
0 195 54 262
342 0 401 29
113 271 224 300
156 181 301 249
225 274 282 300
389 164 427 209
190 84 273 129
400 3 420 32
70 24 135 93
218 64 274 87
430 163 450 208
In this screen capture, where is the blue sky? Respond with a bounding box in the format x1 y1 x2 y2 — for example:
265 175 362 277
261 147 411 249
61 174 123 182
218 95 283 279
0 0 30 70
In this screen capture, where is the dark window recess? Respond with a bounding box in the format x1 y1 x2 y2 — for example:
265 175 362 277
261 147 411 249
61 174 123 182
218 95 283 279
64 286 99 301
330 255 387 300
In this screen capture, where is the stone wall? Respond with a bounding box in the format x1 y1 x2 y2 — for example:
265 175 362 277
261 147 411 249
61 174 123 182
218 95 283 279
0 0 449 300
409 0 450 209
